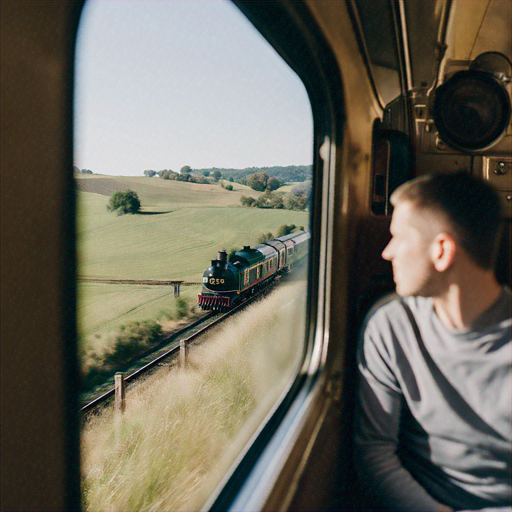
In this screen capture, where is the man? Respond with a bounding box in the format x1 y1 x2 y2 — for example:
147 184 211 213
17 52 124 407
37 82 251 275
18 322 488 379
354 172 511 511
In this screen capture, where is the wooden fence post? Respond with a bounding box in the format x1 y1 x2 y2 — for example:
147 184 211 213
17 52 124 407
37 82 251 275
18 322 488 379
115 372 126 414
180 339 188 368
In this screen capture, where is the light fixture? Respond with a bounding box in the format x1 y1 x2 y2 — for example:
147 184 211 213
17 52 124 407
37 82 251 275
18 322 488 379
433 53 511 152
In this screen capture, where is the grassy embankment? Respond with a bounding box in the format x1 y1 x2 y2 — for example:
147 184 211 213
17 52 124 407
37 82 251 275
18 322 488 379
76 175 308 385
81 278 307 512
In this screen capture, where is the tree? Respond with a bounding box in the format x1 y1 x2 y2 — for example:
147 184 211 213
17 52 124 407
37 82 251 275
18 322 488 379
283 180 311 211
267 177 282 191
254 190 283 208
74 167 93 174
290 180 312 197
247 172 269 191
212 170 222 181
143 170 156 177
180 165 191 174
161 170 178 180
240 195 256 207
277 224 297 237
257 232 274 244
283 192 308 211
106 190 141 215
269 192 284 209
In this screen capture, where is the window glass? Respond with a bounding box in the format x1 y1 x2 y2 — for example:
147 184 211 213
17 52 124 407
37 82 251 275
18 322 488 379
75 1 313 510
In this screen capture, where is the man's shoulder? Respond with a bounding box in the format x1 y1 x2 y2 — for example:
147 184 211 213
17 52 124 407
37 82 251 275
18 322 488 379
359 295 433 366
364 293 431 327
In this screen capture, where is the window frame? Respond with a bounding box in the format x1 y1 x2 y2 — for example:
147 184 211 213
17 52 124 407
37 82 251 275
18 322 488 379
1 1 346 510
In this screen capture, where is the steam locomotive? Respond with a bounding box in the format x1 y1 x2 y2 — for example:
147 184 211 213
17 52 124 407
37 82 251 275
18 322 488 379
198 230 310 311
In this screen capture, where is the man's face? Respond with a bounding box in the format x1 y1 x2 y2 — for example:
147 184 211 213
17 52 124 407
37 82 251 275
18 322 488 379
382 201 440 297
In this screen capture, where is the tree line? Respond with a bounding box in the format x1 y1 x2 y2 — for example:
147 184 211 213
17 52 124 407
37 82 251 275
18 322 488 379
73 166 93 174
197 165 312 183
143 164 312 184
144 167 288 193
240 181 311 211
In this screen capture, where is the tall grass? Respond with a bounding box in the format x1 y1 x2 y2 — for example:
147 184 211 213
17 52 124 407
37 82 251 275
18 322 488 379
81 280 306 511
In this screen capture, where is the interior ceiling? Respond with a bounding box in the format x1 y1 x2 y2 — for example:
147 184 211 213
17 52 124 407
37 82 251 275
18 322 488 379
339 0 511 104
447 0 512 63
406 0 511 91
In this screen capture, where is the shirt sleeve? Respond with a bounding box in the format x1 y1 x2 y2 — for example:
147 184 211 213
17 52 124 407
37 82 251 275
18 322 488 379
354 313 447 511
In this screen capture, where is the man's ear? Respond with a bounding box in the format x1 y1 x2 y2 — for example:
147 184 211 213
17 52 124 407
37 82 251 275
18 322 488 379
431 233 456 272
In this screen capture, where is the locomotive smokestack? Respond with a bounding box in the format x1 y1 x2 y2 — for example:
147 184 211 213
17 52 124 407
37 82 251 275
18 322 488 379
217 249 227 262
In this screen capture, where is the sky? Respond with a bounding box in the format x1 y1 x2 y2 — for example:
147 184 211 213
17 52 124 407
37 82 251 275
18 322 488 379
74 0 313 176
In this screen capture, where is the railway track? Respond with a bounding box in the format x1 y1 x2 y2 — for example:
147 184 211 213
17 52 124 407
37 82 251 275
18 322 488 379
80 284 276 416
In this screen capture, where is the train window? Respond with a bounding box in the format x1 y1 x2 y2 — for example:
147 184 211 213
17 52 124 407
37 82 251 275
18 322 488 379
75 1 312 510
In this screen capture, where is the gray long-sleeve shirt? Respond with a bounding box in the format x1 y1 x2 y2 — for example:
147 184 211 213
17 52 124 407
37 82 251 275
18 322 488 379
355 289 511 510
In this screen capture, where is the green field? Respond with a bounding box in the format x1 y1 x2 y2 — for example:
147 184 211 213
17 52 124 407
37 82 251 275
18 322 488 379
76 175 308 343
274 182 302 193
77 283 201 338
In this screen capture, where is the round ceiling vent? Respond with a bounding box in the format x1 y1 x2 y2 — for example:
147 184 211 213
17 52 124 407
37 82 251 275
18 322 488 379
433 70 511 152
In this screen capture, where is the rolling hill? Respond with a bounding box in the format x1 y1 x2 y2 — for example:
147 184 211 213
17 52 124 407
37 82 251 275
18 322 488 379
76 174 309 340
76 174 258 210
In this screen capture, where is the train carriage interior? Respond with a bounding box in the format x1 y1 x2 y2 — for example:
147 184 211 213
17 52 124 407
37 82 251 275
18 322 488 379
1 0 510 511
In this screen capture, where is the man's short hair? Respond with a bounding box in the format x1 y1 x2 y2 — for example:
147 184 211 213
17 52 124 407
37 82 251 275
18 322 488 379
390 171 503 269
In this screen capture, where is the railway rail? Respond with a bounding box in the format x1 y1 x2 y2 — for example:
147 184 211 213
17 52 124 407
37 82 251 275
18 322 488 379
80 284 276 416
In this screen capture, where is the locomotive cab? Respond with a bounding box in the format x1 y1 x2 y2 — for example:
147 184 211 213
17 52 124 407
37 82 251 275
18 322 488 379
229 245 262 269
